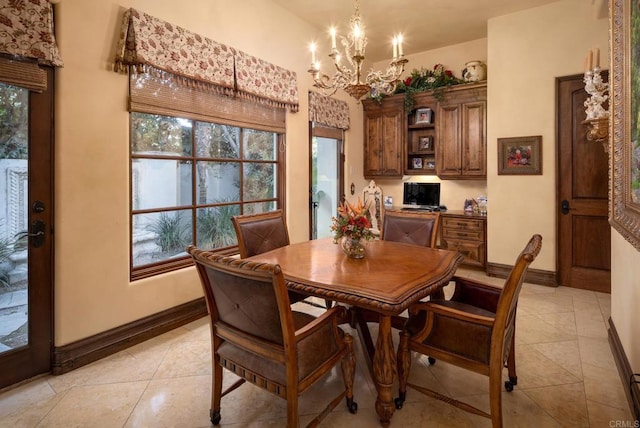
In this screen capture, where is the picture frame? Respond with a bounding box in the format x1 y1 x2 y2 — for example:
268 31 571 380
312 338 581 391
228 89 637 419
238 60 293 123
415 108 433 125
610 0 640 250
412 157 423 169
418 136 433 151
424 161 435 170
497 135 542 175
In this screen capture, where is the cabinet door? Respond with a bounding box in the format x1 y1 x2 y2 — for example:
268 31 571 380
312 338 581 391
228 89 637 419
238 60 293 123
364 113 384 176
380 108 403 176
436 103 462 177
462 101 486 177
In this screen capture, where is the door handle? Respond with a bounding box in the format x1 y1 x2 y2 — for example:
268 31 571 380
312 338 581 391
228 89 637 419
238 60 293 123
560 199 575 215
16 220 46 247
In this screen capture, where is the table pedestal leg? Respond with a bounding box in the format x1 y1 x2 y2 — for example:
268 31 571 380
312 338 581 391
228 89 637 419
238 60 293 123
373 315 395 427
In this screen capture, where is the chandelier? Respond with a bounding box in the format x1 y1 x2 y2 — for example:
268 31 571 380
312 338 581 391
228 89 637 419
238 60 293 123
308 0 408 100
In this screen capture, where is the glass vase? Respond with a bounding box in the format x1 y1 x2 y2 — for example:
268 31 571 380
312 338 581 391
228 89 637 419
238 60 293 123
341 236 365 259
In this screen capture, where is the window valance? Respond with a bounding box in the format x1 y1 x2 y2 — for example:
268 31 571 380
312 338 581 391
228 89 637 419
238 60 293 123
309 91 350 130
0 0 63 67
115 8 299 112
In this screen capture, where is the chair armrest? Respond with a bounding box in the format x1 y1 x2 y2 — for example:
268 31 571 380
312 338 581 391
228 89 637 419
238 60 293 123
450 276 502 313
295 305 346 341
412 301 495 327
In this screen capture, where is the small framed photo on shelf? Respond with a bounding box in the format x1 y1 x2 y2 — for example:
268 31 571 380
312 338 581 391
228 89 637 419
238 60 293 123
415 108 433 125
412 157 423 169
424 161 436 170
418 136 433 151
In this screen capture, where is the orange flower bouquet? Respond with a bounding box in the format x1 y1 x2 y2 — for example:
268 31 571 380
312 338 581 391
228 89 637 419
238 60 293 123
330 198 375 258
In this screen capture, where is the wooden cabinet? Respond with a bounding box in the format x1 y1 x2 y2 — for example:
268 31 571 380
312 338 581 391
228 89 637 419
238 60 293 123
362 95 404 178
406 92 437 175
436 83 487 179
439 213 486 268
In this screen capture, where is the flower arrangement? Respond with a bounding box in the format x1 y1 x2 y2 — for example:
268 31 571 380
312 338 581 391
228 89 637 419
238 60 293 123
330 197 375 242
394 64 465 110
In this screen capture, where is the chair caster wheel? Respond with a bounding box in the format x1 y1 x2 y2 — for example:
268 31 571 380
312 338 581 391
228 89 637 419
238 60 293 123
504 380 514 392
210 409 221 425
346 398 358 414
428 356 436 365
394 397 405 409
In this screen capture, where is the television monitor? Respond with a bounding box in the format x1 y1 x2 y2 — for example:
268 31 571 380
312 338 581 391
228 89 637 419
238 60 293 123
403 182 441 208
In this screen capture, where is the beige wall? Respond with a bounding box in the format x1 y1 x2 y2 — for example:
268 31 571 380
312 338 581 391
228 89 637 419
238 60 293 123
53 0 347 344
487 0 608 270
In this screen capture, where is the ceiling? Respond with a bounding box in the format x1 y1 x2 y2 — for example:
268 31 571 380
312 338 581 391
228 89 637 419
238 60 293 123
272 0 605 63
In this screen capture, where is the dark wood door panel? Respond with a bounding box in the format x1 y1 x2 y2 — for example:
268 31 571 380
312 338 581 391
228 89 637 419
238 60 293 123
572 215 611 270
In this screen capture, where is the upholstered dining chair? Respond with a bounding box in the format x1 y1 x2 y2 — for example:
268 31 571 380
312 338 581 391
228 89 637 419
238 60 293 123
232 210 308 305
381 210 441 248
394 234 542 428
188 246 358 427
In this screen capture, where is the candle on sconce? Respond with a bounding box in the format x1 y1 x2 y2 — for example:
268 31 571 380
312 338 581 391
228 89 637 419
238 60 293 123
587 49 593 71
392 37 398 59
594 47 600 68
397 34 404 57
310 42 317 65
330 27 337 51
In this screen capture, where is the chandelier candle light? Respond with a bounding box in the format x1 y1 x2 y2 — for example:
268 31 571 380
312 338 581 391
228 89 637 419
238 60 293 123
308 0 408 100
582 47 610 151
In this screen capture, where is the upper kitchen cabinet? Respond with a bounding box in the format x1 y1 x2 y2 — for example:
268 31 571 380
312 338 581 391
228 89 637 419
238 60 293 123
362 95 404 178
436 83 487 179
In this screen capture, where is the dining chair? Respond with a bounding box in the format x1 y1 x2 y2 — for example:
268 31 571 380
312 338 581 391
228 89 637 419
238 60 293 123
394 234 543 428
232 210 309 305
188 246 358 427
381 210 441 248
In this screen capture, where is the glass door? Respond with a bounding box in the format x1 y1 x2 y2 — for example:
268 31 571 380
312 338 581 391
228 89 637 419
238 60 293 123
310 125 343 240
0 70 54 388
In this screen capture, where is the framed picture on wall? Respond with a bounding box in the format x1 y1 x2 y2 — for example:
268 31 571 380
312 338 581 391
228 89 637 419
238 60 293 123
497 135 542 175
418 136 433 151
412 157 423 169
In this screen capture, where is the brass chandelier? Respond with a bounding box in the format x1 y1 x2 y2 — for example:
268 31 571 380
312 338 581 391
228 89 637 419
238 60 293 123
308 0 408 100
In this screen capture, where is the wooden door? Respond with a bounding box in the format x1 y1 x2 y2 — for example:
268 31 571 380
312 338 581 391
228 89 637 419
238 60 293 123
0 68 54 388
557 73 610 293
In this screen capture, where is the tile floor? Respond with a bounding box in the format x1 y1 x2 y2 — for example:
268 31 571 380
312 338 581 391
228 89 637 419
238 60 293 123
0 268 634 427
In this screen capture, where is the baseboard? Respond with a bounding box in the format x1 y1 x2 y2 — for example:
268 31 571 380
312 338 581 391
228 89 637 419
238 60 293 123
608 318 640 421
52 298 207 375
486 262 556 286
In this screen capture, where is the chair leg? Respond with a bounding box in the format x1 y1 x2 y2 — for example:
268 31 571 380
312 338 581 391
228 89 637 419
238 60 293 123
325 299 333 309
394 330 411 409
505 333 517 391
286 389 299 428
211 355 223 425
489 363 504 428
341 334 358 413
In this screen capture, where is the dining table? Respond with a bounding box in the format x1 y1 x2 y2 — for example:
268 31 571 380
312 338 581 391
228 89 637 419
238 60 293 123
247 237 463 427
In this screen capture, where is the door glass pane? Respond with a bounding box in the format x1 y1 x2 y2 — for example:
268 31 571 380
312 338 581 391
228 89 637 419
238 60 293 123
312 136 339 239
0 83 29 353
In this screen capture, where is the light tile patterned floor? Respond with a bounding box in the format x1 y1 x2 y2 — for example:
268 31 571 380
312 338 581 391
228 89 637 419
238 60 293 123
0 268 634 427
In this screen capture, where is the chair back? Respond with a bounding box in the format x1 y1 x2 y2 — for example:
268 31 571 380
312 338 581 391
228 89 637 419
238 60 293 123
381 210 441 248
492 234 542 360
232 209 290 258
188 246 292 346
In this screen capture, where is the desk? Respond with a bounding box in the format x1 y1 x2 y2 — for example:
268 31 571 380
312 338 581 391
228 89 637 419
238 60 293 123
248 238 463 427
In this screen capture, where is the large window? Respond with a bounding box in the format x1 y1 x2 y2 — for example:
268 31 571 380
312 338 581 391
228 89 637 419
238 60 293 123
130 112 283 279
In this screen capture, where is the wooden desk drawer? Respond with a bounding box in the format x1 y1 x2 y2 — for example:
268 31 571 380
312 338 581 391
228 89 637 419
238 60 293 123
440 238 485 268
442 227 484 241
442 217 484 232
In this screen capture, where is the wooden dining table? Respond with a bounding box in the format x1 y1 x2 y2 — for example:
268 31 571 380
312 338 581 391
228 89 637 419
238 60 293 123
247 237 463 427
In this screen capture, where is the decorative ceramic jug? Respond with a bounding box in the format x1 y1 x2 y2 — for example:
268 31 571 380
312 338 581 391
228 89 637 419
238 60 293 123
462 61 486 82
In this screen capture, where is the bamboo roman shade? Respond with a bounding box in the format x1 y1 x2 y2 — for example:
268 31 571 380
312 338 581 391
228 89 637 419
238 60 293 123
115 8 299 113
0 0 63 91
309 91 350 130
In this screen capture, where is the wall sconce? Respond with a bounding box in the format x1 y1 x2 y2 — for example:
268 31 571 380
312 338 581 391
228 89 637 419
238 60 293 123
582 48 609 152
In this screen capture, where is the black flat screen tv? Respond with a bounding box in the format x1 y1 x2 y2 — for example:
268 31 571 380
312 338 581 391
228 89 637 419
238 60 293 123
403 182 441 207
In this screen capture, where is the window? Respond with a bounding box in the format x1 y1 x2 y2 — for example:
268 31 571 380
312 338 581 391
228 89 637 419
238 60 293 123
130 112 283 279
